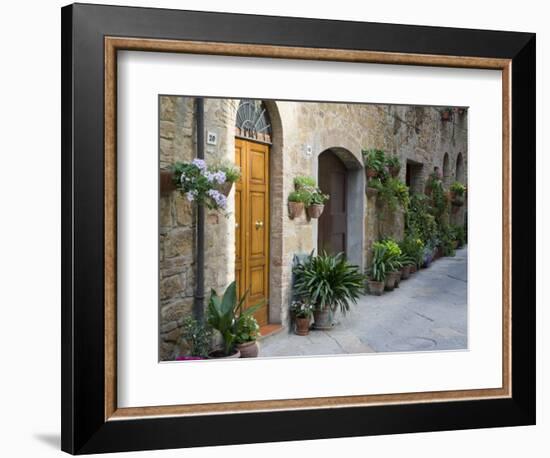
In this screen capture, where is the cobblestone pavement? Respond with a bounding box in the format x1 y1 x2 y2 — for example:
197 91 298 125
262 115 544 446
259 247 468 357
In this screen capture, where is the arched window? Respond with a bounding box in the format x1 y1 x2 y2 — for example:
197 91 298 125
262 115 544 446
442 153 450 187
455 153 465 183
235 99 272 143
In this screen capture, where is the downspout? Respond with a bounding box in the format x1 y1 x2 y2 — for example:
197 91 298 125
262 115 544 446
194 98 205 321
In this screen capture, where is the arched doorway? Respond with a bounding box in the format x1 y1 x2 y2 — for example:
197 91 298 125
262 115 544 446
234 99 272 326
318 150 347 256
317 148 364 269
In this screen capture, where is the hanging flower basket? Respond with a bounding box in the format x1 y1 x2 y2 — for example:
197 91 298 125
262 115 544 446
307 204 325 219
172 159 240 211
288 201 305 219
216 181 233 197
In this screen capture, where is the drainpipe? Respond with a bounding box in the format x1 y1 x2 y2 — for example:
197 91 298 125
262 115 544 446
194 98 205 321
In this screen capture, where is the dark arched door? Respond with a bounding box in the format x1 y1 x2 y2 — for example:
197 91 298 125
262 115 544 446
318 150 347 256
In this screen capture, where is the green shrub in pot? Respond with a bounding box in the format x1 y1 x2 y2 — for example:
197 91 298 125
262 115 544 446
293 252 364 316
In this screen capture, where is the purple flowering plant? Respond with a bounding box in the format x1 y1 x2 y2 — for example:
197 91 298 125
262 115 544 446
172 158 239 211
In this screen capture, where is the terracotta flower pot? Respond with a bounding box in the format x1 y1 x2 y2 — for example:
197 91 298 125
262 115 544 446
236 341 259 358
401 265 411 280
208 348 241 359
288 201 305 219
385 272 400 291
367 280 385 296
306 204 325 219
217 181 233 197
295 317 311 336
313 308 334 330
366 168 378 179
393 271 401 288
410 264 417 274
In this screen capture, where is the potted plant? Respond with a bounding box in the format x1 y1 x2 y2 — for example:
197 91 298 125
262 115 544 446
367 242 387 295
287 189 308 219
234 313 261 358
294 175 317 190
380 239 402 291
305 188 329 219
450 181 466 206
206 281 262 358
440 107 453 121
173 159 229 211
399 235 424 276
422 244 434 268
175 317 212 361
362 148 386 180
386 155 401 177
293 252 364 330
290 300 314 336
210 161 241 196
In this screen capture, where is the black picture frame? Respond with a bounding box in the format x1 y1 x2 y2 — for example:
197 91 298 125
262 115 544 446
61 3 536 454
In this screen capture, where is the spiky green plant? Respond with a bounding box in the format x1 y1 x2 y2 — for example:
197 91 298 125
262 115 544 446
293 252 364 314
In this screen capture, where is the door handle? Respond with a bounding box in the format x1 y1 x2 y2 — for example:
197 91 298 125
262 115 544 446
255 220 264 230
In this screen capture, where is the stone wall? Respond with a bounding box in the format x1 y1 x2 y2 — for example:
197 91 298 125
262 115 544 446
158 97 468 359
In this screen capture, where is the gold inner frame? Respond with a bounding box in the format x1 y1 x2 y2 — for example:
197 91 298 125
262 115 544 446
104 37 512 421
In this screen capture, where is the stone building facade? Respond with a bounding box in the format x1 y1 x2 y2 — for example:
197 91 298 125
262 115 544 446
159 96 468 360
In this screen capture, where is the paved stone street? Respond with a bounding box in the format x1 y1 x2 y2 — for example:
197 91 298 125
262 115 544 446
260 247 468 357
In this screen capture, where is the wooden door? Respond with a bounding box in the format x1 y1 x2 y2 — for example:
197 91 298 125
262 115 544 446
318 150 347 256
235 138 269 326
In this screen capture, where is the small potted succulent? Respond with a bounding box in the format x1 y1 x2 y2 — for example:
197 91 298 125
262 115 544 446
234 313 261 358
290 300 314 336
386 155 401 178
367 242 386 296
293 252 364 330
287 189 308 219
305 188 329 219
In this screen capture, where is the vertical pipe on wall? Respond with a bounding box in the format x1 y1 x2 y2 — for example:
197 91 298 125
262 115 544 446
194 98 205 321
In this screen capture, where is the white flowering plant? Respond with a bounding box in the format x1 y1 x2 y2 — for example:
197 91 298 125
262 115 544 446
172 159 230 211
290 299 314 318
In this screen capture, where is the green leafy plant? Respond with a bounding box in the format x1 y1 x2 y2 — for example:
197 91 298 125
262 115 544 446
369 242 388 282
294 175 317 190
370 177 409 211
385 155 401 176
293 252 364 314
362 149 387 177
450 224 466 247
399 235 425 267
406 194 438 247
380 238 403 271
234 313 260 344
179 317 213 358
207 281 262 356
450 181 467 196
306 188 330 206
288 190 309 203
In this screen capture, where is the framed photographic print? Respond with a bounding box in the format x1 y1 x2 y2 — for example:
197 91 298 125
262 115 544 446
61 3 536 454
